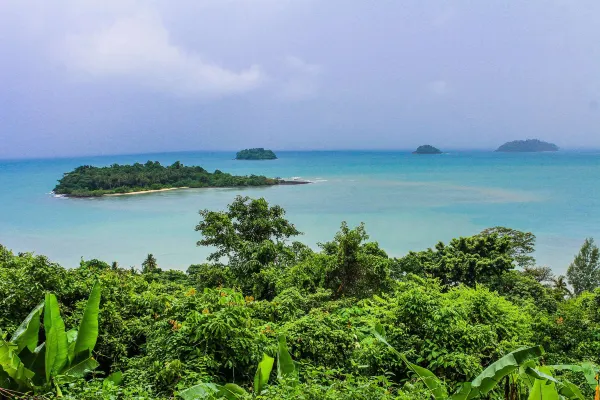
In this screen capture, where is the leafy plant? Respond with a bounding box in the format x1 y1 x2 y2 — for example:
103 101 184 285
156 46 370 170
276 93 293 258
179 335 297 399
373 323 587 400
0 282 101 397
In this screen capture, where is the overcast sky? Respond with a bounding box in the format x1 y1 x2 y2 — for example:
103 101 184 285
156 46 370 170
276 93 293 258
1 0 599 158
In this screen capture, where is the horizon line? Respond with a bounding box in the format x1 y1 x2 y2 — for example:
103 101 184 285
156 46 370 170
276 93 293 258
2 146 600 162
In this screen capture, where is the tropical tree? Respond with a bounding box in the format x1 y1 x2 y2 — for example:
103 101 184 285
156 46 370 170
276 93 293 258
479 227 536 268
142 254 159 274
550 275 572 299
398 234 514 287
196 196 301 278
567 238 600 296
320 222 391 298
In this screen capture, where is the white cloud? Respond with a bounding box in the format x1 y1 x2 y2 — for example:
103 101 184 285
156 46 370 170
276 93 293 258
277 56 322 101
427 80 450 96
63 10 264 97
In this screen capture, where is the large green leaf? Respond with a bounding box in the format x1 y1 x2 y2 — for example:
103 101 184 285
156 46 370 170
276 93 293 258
453 346 544 399
0 339 34 388
219 383 248 399
66 328 78 365
254 353 274 394
527 367 559 400
44 293 68 382
178 382 248 399
18 343 46 385
373 323 447 400
525 367 585 400
277 335 298 384
10 301 44 353
104 370 123 387
179 382 220 399
73 281 101 358
60 356 99 379
549 363 598 388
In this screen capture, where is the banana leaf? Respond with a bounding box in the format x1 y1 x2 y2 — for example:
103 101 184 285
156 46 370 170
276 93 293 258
10 302 44 353
44 293 68 382
73 281 101 359
254 353 274 394
452 346 544 399
179 382 248 400
373 322 447 400
277 335 298 384
525 367 584 400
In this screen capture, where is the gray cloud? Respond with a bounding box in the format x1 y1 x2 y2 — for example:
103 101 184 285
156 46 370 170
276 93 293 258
1 0 600 158
63 10 264 97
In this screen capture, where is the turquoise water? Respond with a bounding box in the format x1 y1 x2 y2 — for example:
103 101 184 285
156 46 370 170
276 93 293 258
1 150 599 273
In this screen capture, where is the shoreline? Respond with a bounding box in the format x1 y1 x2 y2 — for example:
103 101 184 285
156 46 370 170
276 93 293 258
104 187 191 196
57 180 311 198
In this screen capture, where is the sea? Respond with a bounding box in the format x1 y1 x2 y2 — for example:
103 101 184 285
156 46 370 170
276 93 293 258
1 150 599 274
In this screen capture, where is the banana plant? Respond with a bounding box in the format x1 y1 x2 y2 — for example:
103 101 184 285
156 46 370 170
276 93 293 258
0 282 102 397
372 322 587 400
179 335 297 400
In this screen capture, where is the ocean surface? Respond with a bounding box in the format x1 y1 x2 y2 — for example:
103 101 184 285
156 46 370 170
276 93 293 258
1 150 599 274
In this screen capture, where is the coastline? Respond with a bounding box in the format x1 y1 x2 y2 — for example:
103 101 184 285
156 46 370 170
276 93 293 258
57 180 311 198
104 187 190 196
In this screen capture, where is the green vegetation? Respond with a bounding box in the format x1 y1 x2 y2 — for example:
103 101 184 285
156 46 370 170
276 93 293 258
495 139 559 152
53 161 279 197
235 149 278 160
413 145 443 154
2 196 600 399
567 237 600 296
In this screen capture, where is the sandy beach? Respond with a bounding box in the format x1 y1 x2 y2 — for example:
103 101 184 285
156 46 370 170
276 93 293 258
104 187 190 196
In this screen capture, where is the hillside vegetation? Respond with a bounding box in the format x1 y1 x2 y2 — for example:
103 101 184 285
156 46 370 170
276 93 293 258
1 196 599 399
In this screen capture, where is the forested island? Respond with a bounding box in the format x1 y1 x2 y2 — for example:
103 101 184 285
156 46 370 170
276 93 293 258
496 139 559 152
53 161 294 197
413 144 443 154
2 195 600 399
236 148 278 160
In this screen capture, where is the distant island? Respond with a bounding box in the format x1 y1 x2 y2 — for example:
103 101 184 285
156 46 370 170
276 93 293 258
413 145 443 154
53 161 307 197
496 139 559 152
235 148 277 160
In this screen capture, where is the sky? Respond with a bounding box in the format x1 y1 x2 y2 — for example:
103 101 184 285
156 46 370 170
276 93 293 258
1 0 599 159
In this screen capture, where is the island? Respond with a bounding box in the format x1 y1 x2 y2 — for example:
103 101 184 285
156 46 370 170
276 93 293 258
235 148 277 160
53 161 308 197
413 145 443 154
495 139 559 152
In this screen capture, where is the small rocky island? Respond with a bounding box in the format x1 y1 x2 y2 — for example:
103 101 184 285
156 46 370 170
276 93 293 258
413 145 443 154
235 148 277 160
496 139 559 152
54 161 307 197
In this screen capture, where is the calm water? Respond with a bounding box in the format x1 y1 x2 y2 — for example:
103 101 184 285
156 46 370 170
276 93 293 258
1 150 599 273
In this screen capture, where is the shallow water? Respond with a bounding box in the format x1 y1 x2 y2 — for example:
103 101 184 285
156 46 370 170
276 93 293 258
1 150 599 273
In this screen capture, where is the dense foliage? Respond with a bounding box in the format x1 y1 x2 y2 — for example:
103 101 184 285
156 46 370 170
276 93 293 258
413 145 442 154
235 149 278 160
1 196 599 399
53 161 279 197
495 139 559 152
